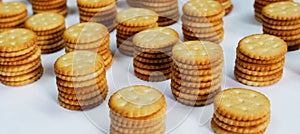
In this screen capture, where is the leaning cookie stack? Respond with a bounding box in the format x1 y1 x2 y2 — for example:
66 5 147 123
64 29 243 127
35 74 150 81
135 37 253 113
262 1 300 51
64 22 113 69
171 41 224 106
126 0 179 26
253 0 292 22
25 12 65 54
212 88 271 134
215 0 234 15
234 34 287 87
181 0 225 43
132 27 180 82
0 29 43 86
116 8 158 56
109 85 166 134
0 2 28 32
77 0 117 32
55 51 108 111
30 0 68 16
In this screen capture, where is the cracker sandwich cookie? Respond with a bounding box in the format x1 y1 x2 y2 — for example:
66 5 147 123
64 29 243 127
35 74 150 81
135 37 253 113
116 8 158 56
234 34 287 86
77 0 117 32
54 51 108 111
63 22 113 69
262 1 300 51
109 85 166 134
126 0 179 26
181 0 225 43
171 41 224 106
29 0 68 16
0 29 43 86
212 88 271 134
132 27 180 82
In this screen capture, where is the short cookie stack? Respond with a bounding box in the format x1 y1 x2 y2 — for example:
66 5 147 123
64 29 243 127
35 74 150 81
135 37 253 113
253 0 291 22
171 41 224 106
25 12 66 54
30 0 68 16
64 22 113 69
212 88 271 134
55 51 108 111
181 0 225 43
262 1 300 51
116 8 158 56
215 0 234 15
109 85 166 134
234 34 287 87
0 29 43 86
132 27 180 82
77 0 117 32
126 0 179 26
0 2 27 32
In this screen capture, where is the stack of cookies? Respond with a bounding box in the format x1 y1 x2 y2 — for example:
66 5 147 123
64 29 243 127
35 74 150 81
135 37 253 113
262 1 300 51
0 2 27 32
116 8 158 56
0 29 43 86
171 41 224 106
30 0 68 16
181 0 225 43
215 0 234 15
234 34 287 87
77 0 117 32
126 0 179 26
253 0 291 22
55 51 108 111
132 27 180 82
25 12 66 54
64 22 113 69
109 85 166 134
212 88 271 134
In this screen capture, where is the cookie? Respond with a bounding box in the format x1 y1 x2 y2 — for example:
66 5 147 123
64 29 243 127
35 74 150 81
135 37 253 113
25 12 65 31
262 2 300 21
183 0 223 17
116 8 158 27
0 2 27 17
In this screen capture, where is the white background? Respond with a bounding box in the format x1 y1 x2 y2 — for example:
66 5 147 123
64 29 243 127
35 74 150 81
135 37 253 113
1 0 300 133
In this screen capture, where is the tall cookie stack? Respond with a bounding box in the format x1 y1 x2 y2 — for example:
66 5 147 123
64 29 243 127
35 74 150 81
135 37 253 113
64 22 113 69
253 0 292 22
116 8 158 56
126 0 179 26
132 27 180 82
0 29 43 86
30 0 68 16
77 0 117 32
171 41 224 106
215 0 234 15
55 51 108 111
234 34 287 87
25 12 66 54
212 88 271 134
0 2 27 32
181 0 225 43
109 85 166 134
262 1 300 51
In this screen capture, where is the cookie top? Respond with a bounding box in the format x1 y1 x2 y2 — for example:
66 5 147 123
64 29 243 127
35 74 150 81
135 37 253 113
183 0 223 17
108 85 165 118
0 29 37 52
77 0 115 8
214 88 270 121
262 2 300 20
116 8 158 26
238 34 287 60
25 12 65 31
172 41 223 65
0 2 27 18
63 22 108 43
54 51 104 76
133 27 179 49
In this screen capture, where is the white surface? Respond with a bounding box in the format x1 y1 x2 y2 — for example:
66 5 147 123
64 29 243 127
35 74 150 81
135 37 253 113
1 0 300 134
